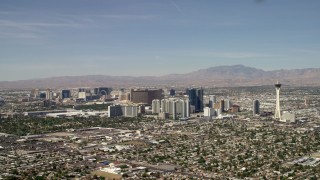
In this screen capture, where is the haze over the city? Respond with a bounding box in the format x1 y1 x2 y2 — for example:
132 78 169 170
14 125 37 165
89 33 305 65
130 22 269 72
2 2 320 179
1 0 320 81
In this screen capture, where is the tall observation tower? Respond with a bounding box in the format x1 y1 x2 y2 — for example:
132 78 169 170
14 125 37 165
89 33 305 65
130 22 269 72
274 81 282 120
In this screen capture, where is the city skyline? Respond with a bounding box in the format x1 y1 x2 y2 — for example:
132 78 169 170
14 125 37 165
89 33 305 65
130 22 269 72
1 0 320 81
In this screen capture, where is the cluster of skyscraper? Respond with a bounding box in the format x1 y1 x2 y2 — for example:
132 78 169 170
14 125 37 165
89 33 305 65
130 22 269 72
203 94 237 119
152 99 190 120
30 87 113 101
78 87 113 101
150 88 242 120
27 81 290 122
149 88 207 120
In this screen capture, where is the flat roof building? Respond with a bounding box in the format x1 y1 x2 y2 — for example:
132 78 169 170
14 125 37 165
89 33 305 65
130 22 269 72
108 105 138 117
130 89 163 105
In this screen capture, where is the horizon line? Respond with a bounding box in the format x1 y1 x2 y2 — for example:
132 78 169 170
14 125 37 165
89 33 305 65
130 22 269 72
0 64 319 82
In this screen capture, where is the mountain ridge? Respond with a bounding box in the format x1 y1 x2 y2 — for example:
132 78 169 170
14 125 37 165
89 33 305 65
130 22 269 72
1 65 320 88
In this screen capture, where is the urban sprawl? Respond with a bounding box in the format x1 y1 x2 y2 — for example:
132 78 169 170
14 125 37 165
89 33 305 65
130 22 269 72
1 83 320 179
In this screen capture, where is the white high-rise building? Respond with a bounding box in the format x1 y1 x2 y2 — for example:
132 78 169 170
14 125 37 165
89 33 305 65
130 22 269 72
185 100 190 117
46 89 53 100
152 99 161 114
166 100 173 114
204 107 215 118
176 99 189 118
176 100 183 117
172 100 177 120
160 99 167 113
224 99 231 111
274 81 282 120
156 98 190 120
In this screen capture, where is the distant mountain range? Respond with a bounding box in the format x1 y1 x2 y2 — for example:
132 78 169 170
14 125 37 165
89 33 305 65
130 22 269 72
1 65 320 89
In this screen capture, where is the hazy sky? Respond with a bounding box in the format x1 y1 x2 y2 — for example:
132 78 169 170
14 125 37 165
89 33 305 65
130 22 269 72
1 0 320 81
